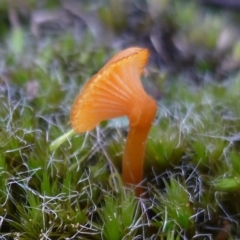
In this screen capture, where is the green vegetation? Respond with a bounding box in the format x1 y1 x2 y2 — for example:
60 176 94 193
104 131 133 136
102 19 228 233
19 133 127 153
1 0 240 239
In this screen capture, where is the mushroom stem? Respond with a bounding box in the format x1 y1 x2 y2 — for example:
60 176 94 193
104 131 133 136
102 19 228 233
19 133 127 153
123 95 157 197
49 129 76 152
123 127 149 196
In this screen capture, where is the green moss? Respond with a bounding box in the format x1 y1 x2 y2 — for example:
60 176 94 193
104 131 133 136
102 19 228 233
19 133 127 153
99 191 139 240
152 178 194 232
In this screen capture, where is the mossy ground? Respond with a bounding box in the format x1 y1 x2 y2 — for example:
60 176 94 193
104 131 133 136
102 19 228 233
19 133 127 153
0 1 240 239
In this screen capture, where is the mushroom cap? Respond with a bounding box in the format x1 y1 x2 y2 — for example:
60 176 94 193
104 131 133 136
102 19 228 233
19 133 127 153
70 47 150 133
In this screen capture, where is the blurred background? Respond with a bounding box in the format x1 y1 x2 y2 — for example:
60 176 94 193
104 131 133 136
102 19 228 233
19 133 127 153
1 0 240 83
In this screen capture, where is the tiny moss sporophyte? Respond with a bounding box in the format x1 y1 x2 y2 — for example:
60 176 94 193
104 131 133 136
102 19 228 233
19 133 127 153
50 47 157 196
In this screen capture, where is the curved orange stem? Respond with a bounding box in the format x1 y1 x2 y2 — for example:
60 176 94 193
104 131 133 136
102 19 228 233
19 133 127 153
123 95 157 197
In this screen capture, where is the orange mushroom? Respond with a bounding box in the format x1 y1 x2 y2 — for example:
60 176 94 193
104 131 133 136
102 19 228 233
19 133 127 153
70 47 157 196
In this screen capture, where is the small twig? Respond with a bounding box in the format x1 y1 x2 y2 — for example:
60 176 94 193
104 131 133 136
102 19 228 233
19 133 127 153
49 129 76 152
